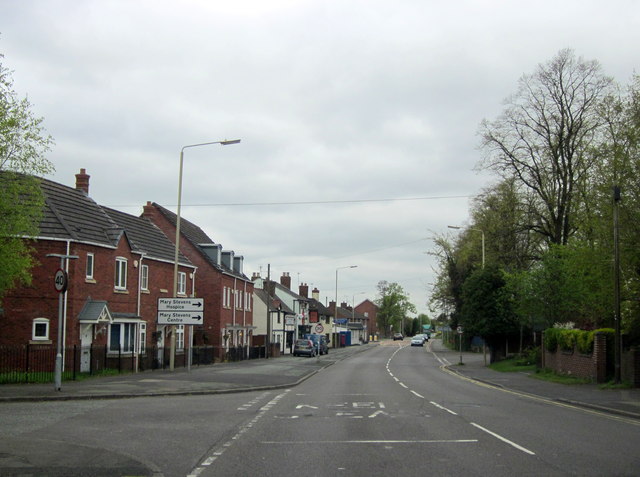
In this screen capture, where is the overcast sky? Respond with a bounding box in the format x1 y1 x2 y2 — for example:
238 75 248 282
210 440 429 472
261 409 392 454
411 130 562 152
2 1 639 317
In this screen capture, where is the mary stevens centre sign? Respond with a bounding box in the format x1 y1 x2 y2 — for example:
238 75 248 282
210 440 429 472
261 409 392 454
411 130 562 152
157 298 204 325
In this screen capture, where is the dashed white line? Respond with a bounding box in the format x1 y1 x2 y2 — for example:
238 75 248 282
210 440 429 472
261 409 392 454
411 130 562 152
430 401 458 415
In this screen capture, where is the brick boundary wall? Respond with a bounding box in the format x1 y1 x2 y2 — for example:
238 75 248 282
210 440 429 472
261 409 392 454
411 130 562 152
542 332 608 383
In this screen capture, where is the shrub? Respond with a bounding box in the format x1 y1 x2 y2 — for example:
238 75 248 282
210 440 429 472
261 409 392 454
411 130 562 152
576 330 594 354
545 328 560 352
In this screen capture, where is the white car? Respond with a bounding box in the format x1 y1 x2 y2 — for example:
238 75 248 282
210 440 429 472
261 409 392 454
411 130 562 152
410 335 425 347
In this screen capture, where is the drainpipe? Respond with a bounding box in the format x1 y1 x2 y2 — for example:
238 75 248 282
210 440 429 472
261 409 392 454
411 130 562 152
135 253 146 373
188 268 197 372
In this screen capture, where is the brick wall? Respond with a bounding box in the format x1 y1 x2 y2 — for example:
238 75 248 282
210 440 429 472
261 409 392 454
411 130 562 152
542 332 608 383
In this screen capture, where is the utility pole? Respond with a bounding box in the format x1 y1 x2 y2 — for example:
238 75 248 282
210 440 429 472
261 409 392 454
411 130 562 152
613 186 622 384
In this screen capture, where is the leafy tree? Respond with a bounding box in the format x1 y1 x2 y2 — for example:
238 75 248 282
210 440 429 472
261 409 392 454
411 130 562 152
459 265 518 362
0 54 54 297
375 281 416 336
479 48 613 246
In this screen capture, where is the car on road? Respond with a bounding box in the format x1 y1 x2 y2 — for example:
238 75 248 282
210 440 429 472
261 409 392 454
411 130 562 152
393 333 404 341
304 334 328 355
293 339 316 357
411 335 426 346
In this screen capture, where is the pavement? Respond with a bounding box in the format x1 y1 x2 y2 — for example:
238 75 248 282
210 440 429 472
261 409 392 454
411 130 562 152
2 340 639 421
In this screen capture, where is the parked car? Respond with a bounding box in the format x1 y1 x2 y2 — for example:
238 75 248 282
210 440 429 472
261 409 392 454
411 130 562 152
411 335 425 347
393 333 404 341
293 339 316 357
304 334 328 355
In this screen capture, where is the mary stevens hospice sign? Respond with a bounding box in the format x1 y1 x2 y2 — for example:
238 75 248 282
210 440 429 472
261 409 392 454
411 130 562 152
157 298 204 325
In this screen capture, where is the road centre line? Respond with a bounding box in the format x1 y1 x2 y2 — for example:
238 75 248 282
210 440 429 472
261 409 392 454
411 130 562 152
471 422 536 455
260 439 478 445
188 390 290 477
410 390 424 398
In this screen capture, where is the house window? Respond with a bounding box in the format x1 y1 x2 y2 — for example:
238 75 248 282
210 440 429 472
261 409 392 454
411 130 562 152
141 264 149 291
86 253 94 280
178 272 186 295
245 292 251 311
115 257 127 290
32 318 50 341
176 325 184 350
139 323 146 354
109 322 136 352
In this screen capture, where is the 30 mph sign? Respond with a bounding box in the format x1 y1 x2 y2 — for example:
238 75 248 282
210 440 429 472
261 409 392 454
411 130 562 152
157 298 204 325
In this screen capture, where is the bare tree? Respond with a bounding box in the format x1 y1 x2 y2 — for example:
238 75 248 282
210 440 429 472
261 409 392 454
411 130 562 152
479 49 613 245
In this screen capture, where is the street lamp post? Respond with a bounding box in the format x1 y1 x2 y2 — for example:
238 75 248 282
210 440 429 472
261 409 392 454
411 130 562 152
170 139 240 370
448 225 485 268
334 265 357 348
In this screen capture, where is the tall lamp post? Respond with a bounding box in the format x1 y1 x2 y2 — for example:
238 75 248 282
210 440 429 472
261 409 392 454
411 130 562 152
448 225 485 269
170 138 241 370
334 265 357 348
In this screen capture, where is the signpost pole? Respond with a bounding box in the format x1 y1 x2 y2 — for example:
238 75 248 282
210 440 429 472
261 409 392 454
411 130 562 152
47 253 78 391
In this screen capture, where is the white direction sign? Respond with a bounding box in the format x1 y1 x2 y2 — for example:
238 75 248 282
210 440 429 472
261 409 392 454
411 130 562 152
157 298 204 325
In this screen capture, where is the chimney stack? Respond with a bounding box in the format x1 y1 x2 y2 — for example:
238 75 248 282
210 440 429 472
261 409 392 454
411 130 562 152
75 168 90 195
280 272 291 290
312 287 320 301
299 283 309 298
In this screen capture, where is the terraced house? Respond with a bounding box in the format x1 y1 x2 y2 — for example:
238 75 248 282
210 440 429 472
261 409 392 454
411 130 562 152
0 169 253 374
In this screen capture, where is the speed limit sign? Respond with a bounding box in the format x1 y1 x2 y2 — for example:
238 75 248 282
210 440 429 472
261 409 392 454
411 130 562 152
54 269 68 293
315 323 324 333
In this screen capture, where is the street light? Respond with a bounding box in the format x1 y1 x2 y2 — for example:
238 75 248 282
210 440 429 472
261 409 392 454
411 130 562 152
170 139 241 370
334 265 357 348
448 225 485 269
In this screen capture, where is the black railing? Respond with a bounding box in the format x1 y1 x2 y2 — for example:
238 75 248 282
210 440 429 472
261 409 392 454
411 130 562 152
0 344 268 384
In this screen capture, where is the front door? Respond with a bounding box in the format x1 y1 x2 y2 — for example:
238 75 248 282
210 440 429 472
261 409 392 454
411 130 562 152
80 324 93 372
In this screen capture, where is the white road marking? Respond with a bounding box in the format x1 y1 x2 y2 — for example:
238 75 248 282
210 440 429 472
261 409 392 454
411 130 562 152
430 401 458 415
471 422 536 455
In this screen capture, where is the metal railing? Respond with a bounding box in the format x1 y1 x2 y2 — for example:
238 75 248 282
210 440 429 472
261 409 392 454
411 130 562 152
0 344 268 384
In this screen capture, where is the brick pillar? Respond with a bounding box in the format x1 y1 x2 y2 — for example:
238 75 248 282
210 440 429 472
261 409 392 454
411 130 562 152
594 332 607 383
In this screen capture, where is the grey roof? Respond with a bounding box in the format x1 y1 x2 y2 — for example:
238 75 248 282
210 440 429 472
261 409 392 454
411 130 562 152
33 175 191 266
150 202 247 279
254 288 295 314
103 207 190 265
39 177 121 245
78 299 112 323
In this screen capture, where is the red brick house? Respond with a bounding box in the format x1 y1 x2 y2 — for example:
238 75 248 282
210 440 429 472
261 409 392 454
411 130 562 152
355 299 380 338
141 202 254 358
0 169 196 371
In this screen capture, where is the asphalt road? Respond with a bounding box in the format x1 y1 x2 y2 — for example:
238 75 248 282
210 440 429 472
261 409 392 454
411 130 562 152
1 341 639 476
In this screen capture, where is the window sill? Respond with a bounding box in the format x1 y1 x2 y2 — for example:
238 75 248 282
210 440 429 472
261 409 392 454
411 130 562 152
85 278 97 284
113 289 129 294
29 340 52 345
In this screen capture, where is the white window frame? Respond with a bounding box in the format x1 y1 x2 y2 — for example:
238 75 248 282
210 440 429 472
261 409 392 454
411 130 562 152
245 291 251 311
176 325 184 350
109 322 136 353
141 264 149 291
115 257 127 290
139 322 147 354
86 253 94 280
32 318 50 341
178 271 186 295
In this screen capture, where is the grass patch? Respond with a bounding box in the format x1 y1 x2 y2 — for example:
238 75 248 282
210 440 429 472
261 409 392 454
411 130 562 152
489 358 535 373
599 380 633 390
531 368 592 385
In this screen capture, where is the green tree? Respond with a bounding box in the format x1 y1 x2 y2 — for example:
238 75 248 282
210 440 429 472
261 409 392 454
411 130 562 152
375 281 416 337
459 265 518 362
0 54 54 297
479 49 613 246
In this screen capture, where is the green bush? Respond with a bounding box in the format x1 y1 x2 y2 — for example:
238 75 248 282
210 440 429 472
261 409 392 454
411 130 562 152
576 330 594 354
544 328 560 352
